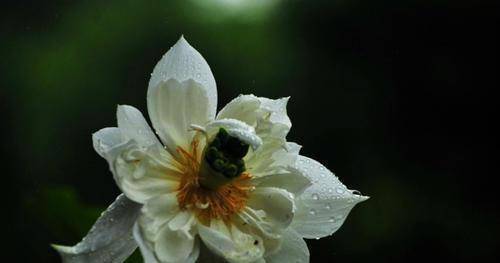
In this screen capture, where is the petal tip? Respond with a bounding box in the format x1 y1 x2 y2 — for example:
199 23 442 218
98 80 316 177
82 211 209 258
51 244 72 254
174 34 189 49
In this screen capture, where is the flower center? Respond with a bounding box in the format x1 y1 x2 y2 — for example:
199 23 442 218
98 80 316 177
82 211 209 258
175 128 253 223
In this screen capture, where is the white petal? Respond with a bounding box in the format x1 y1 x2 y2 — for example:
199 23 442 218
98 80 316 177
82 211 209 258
112 142 182 203
147 78 213 156
133 223 159 263
217 95 291 140
265 229 309 263
246 187 295 233
198 221 264 263
155 223 196 263
117 105 160 147
168 211 196 239
134 218 200 263
291 156 368 239
246 141 301 178
148 36 217 154
205 118 262 150
53 194 141 263
251 169 311 195
92 127 124 159
149 36 217 118
141 193 179 235
238 188 295 242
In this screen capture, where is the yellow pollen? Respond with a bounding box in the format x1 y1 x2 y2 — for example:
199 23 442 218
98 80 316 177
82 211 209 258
175 139 252 223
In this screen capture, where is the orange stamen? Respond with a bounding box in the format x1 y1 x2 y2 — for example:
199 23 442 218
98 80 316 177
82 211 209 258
175 139 252 223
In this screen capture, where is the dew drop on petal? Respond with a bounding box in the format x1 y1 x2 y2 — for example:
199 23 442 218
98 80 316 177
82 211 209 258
309 209 316 216
311 193 319 200
336 187 345 194
325 204 331 210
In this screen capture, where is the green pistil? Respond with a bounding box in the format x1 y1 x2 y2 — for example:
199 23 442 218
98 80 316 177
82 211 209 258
205 128 249 179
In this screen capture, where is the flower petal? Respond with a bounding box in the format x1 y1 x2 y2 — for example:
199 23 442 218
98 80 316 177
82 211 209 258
246 141 301 178
198 220 264 263
140 193 179 236
133 223 159 263
243 187 295 237
112 142 182 203
265 229 309 263
134 219 199 263
148 78 213 156
117 105 160 147
149 36 217 118
217 94 291 140
53 194 141 263
155 223 197 263
251 169 311 196
291 156 369 239
148 36 217 154
92 127 124 159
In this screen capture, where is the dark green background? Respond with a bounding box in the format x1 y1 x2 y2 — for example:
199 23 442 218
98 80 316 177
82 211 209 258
1 0 497 262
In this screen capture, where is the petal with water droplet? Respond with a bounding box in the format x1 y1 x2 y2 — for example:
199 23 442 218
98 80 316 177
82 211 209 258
291 156 368 239
147 37 217 155
117 105 160 147
53 194 141 263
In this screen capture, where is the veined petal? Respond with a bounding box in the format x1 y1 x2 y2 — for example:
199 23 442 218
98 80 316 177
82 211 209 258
148 36 217 154
112 142 182 204
265 229 309 263
198 220 264 263
134 219 199 263
149 36 217 118
217 94 291 141
148 78 212 156
155 223 197 263
251 169 311 196
92 127 124 159
117 105 160 147
246 141 301 178
53 194 141 263
133 223 159 263
246 187 295 233
291 156 368 239
141 193 179 236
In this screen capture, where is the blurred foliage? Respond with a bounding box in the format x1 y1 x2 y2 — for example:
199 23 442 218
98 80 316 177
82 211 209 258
1 0 498 262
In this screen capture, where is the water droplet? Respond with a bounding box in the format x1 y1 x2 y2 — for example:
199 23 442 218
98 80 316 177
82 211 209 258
309 209 316 215
328 217 336 223
336 187 345 194
328 188 334 194
325 204 331 210
311 193 319 200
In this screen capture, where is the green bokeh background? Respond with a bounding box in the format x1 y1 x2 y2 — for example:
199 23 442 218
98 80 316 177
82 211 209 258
1 0 497 262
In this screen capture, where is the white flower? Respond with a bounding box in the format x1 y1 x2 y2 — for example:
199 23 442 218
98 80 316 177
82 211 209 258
53 36 368 263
